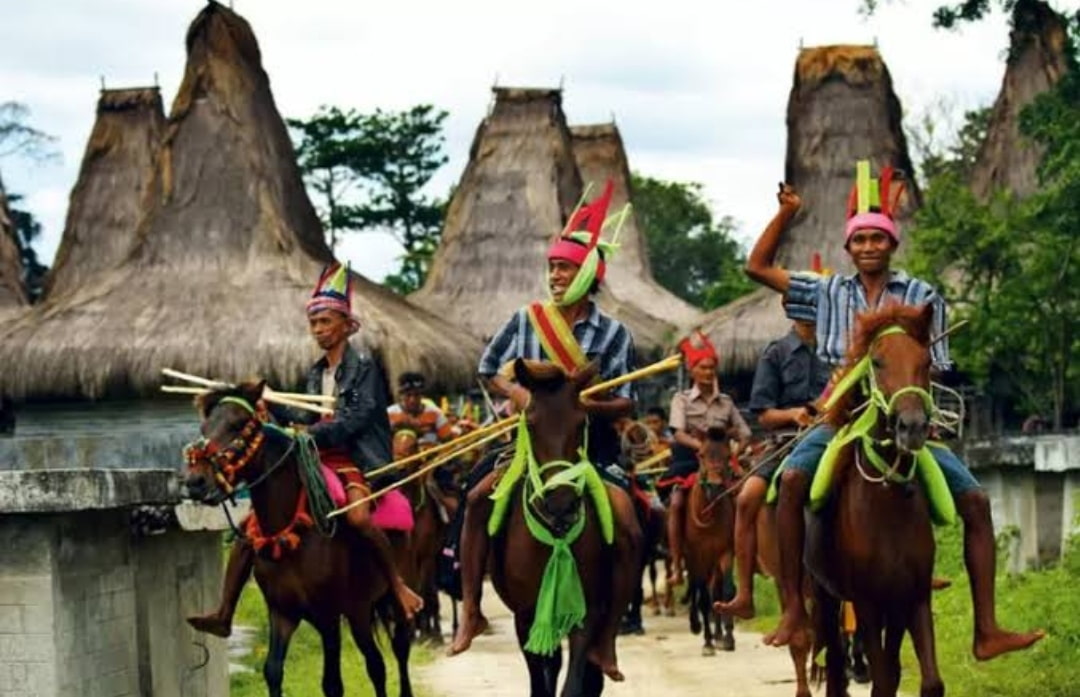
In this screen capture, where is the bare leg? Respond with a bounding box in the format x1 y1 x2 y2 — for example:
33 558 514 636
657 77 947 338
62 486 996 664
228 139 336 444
448 471 496 655
765 469 811 647
666 487 686 585
187 538 254 637
956 490 1045 660
715 477 765 619
345 486 424 620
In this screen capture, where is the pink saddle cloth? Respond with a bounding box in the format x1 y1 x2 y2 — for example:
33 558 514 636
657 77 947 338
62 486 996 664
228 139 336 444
320 465 414 532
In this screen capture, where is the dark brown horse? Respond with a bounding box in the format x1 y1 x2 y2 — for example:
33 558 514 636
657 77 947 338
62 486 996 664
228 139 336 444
682 428 737 655
489 359 628 697
805 303 943 697
184 382 413 697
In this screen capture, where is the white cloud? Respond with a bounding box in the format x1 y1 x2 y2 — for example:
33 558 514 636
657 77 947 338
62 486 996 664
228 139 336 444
0 0 1022 282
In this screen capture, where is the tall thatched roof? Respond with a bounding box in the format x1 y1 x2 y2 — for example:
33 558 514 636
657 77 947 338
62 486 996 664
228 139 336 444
569 123 702 341
696 45 920 374
411 89 698 352
43 88 165 300
0 173 28 311
0 1 480 401
971 0 1070 200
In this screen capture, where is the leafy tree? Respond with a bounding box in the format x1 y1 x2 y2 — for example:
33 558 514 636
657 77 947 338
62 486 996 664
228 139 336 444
0 102 56 161
288 105 449 294
5 192 48 301
905 45 1080 429
630 174 754 310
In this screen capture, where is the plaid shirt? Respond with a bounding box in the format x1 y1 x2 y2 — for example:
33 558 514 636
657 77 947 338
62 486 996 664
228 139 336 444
784 270 951 371
477 301 637 399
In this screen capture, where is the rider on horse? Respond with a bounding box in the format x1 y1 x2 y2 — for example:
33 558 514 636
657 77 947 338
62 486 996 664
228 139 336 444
388 372 460 449
744 166 1044 660
660 331 751 586
187 262 423 637
448 180 643 682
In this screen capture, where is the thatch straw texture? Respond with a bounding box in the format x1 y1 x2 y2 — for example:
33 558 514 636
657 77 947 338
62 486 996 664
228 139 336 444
0 1 480 400
43 88 165 299
569 123 702 345
971 0 1069 200
696 45 920 373
0 173 27 311
411 87 582 340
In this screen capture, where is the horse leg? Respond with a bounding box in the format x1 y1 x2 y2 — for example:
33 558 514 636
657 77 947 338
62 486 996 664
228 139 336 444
699 581 716 656
715 554 736 651
586 484 640 682
854 601 887 697
390 603 415 697
515 612 558 697
263 610 299 697
881 615 905 697
814 587 846 697
561 630 592 697
908 600 944 697
688 581 701 635
316 619 345 697
347 609 389 697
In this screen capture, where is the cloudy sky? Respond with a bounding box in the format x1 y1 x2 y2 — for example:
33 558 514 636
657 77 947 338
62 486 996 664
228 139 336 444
0 0 1028 281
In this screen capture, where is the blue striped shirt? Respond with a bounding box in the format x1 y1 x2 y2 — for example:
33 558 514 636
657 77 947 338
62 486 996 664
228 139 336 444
477 302 637 399
784 271 951 371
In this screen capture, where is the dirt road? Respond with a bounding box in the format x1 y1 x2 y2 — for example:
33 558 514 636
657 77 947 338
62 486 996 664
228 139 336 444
418 587 874 696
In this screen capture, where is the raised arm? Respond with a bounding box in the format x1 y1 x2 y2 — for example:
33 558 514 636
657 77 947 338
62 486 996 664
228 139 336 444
745 183 802 294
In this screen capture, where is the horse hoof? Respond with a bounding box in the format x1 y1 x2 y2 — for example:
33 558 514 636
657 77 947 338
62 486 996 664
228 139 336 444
701 644 715 657
720 635 735 652
665 607 676 618
690 616 702 635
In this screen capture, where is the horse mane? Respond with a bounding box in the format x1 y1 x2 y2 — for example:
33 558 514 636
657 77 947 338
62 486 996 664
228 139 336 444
823 303 933 426
196 380 264 419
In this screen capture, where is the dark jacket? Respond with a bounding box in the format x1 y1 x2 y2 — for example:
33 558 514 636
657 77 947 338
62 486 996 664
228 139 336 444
270 343 392 473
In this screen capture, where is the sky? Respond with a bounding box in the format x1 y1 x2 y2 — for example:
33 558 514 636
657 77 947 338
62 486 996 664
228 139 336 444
0 0 1032 282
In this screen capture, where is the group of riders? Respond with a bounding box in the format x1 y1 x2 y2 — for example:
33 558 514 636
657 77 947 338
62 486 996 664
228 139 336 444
187 165 1044 684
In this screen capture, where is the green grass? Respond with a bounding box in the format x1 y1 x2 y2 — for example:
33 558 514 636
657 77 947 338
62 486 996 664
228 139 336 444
739 527 1080 696
229 583 433 697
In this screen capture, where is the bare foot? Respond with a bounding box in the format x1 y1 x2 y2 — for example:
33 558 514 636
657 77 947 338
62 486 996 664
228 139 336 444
931 577 952 591
586 647 625 682
394 581 424 621
973 628 1045 661
448 611 489 656
763 607 808 648
187 613 232 638
713 593 755 620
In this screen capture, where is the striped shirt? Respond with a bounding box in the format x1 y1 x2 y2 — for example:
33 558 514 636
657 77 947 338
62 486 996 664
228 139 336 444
784 270 951 371
477 301 637 399
387 400 455 445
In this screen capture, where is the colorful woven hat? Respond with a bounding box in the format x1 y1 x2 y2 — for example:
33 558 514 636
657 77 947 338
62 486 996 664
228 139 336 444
844 160 905 244
546 179 630 306
305 262 360 332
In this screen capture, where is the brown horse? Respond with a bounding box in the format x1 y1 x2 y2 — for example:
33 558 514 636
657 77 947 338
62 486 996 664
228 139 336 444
393 429 455 645
681 427 738 655
489 359 632 697
184 382 413 697
805 303 943 697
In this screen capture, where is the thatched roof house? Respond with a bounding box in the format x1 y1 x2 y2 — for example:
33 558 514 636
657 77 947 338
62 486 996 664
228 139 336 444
0 1 480 401
696 45 920 374
971 0 1070 200
0 173 27 311
43 88 165 300
412 89 699 352
569 123 702 340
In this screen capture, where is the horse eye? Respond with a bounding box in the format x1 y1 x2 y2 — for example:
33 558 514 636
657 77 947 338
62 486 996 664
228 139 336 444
871 357 883 370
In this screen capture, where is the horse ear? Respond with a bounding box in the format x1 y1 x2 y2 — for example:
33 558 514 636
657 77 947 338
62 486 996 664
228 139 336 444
571 361 600 393
917 303 935 343
242 379 266 407
513 358 534 392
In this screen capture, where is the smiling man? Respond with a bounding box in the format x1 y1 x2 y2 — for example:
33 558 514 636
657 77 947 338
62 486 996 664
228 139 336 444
743 163 1043 661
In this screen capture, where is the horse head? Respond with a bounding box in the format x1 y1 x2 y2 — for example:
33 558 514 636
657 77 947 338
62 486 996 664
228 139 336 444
697 427 735 494
392 428 419 460
620 420 657 469
513 357 596 536
184 380 272 504
831 303 935 456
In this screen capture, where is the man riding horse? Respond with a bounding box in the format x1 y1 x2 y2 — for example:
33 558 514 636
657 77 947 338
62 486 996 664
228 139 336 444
448 180 643 682
188 262 423 637
660 331 751 586
389 372 460 448
744 164 1044 660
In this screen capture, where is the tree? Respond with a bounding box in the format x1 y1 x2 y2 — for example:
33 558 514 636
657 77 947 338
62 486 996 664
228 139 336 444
288 105 449 294
630 174 755 310
0 102 56 302
906 59 1080 429
860 0 1072 31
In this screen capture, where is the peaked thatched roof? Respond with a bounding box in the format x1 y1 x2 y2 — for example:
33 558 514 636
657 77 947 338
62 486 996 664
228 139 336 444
0 1 480 400
0 172 27 311
971 0 1070 200
696 45 921 373
569 123 702 343
411 89 695 352
43 88 165 299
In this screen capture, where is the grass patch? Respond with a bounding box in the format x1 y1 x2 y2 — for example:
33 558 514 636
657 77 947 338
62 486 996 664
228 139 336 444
229 582 433 697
